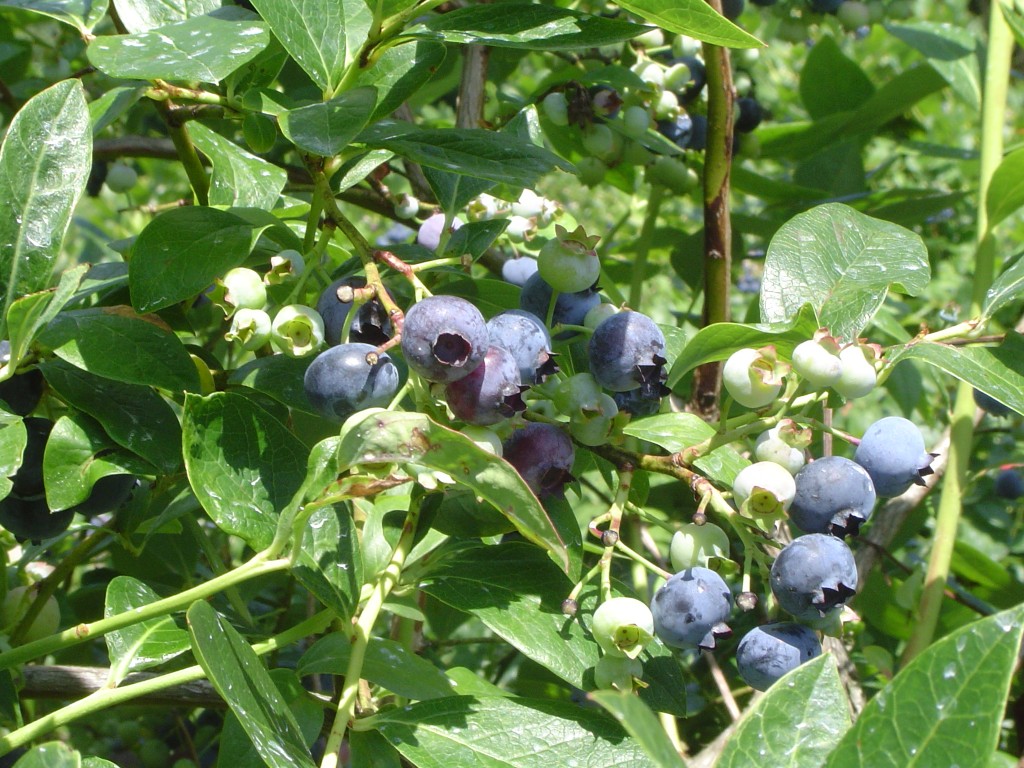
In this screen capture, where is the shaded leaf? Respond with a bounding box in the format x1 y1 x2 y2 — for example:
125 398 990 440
279 87 377 157
227 354 315 414
89 84 146 135
104 576 190 685
293 504 362 619
887 21 980 108
355 41 446 122
589 691 685 768
0 0 106 31
0 79 91 339
800 36 875 119
3 264 89 373
190 122 287 209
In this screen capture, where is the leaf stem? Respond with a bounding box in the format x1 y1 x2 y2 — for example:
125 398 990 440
154 101 210 206
629 185 664 309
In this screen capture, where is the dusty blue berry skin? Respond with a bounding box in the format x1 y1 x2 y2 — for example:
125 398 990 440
502 423 575 498
502 257 539 287
770 534 858 622
303 343 400 421
316 277 392 347
445 345 525 426
401 295 489 383
995 469 1024 500
789 456 876 538
736 623 822 691
519 273 600 339
486 310 556 384
650 567 733 651
588 311 667 394
853 416 934 497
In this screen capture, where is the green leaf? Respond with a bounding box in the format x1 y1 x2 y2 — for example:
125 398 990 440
247 0 372 93
37 307 200 393
87 11 270 83
370 694 652 767
823 604 1024 768
0 79 91 339
113 0 218 32
227 355 316 414
89 84 146 135
3 264 89 372
348 731 402 768
42 413 152 511
360 121 572 187
799 36 875 119
182 392 307 550
104 576 190 685
982 252 1024 320
0 413 27 501
292 504 362 619
588 691 685 768
355 41 446 122
129 207 261 313
0 0 107 31
298 633 454 701
623 413 750 488
12 742 80 767
760 203 930 342
422 166 495 214
667 304 819 385
886 21 980 109
718 654 850 767
189 122 287 209
985 147 1024 231
1002 1 1024 48
840 64 948 137
39 359 182 473
886 334 1024 416
279 87 377 157
614 0 762 47
333 410 570 572
408 4 652 50
187 600 316 768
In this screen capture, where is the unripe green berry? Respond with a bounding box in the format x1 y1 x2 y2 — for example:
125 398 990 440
670 523 730 570
225 308 272 350
271 305 325 358
591 596 655 658
1 586 60 643
105 162 138 193
542 92 570 126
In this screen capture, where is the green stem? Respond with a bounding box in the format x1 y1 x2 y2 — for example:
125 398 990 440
154 101 209 206
598 472 632 602
320 498 422 768
0 610 333 756
629 186 664 309
0 551 289 671
901 2 1013 666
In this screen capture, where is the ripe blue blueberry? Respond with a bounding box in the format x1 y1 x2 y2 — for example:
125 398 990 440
736 623 822 691
502 423 575 499
770 534 858 622
734 96 763 134
789 456 876 538
519 273 601 338
853 416 935 497
486 310 558 384
303 343 400 421
995 469 1024 500
401 295 489 383
316 277 393 347
445 345 526 425
0 341 43 417
650 567 733 651
0 495 74 542
588 311 669 396
612 388 663 417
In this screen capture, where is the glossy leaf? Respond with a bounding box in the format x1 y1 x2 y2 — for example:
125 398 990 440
11 742 80 767
129 207 261 313
354 41 446 122
182 392 308 550
89 85 146 135
190 122 287 209
982 251 1024 320
187 600 316 768
113 0 218 32
37 307 200 393
760 203 930 341
247 0 372 93
3 264 88 372
408 4 651 49
333 411 570 572
985 146 1024 230
885 334 1024 416
614 0 761 47
370 695 652 767
40 359 182 473
279 87 377 157
588 691 685 768
718 655 851 768
623 413 750 488
0 79 91 338
292 504 362 619
360 121 572 188
104 576 190 685
87 12 269 83
422 166 495 215
0 0 107 31
824 604 1024 768
297 633 454 701
887 21 980 108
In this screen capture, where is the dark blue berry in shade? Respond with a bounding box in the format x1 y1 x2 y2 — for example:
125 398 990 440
672 56 707 102
11 417 51 498
316 277 393 347
519 273 600 339
486 310 558 384
588 311 669 397
722 0 745 20
67 474 137 517
502 423 575 499
650 567 733 651
687 115 708 151
770 534 858 623
0 341 43 417
590 86 623 119
613 388 663 417
735 97 764 133
303 343 400 421
853 416 936 497
789 456 876 538
401 295 489 383
0 495 74 542
995 469 1024 500
809 0 843 11
973 388 1012 417
751 0 777 5
445 345 526 426
656 113 694 148
736 623 822 691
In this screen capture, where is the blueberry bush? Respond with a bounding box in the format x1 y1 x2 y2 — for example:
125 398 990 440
0 0 1023 766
